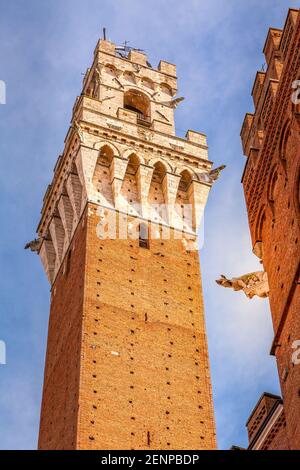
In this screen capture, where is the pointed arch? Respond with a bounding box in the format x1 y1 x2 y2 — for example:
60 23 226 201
176 165 198 180
122 149 145 165
148 157 173 173
93 140 120 156
123 71 136 85
124 89 151 120
103 63 120 78
141 77 155 91
159 82 174 97
123 85 153 100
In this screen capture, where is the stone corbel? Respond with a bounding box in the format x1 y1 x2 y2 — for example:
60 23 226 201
110 155 129 210
66 172 83 224
216 271 269 299
58 194 74 250
137 164 154 219
162 172 181 226
187 180 211 232
39 238 56 284
75 146 98 204
49 215 65 268
253 240 264 261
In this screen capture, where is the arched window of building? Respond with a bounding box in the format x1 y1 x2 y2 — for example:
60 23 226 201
124 89 151 126
139 223 149 249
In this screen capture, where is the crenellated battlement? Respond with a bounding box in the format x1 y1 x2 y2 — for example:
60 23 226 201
240 8 300 159
263 28 282 66
93 39 177 77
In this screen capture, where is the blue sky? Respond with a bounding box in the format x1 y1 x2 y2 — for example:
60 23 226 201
0 0 298 450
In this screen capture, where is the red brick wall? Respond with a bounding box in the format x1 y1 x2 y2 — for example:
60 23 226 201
38 213 87 449
38 204 216 449
262 413 289 450
275 284 300 449
76 204 216 450
241 9 300 450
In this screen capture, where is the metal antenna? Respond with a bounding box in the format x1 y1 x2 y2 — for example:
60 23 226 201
103 27 107 40
115 39 145 59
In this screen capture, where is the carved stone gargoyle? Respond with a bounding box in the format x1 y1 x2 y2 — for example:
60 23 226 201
161 97 185 108
72 119 85 143
199 165 226 184
216 271 269 299
24 238 42 253
208 164 226 182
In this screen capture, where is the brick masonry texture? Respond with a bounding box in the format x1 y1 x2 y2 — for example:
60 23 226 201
38 205 216 450
241 8 300 450
38 215 87 449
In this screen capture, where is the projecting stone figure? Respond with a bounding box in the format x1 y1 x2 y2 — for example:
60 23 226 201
216 271 269 299
199 165 226 184
24 238 42 252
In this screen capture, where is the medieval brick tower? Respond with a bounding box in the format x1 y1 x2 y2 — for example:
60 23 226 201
240 8 300 450
34 38 218 450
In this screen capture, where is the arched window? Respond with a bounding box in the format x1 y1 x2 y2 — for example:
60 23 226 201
139 223 149 249
124 90 151 126
178 170 193 193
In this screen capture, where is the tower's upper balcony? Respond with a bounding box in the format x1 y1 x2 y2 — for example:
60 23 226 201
69 38 208 157
75 39 183 139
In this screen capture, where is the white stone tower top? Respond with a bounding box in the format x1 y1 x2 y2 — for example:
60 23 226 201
29 38 224 284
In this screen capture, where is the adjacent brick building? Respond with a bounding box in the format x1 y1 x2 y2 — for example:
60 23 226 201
246 393 289 450
231 393 289 450
240 8 300 450
33 38 219 449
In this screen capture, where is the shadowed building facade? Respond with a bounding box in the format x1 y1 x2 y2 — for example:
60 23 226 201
33 38 218 450
231 393 289 450
240 8 300 449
